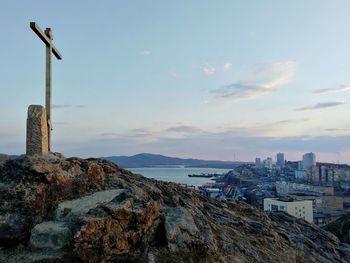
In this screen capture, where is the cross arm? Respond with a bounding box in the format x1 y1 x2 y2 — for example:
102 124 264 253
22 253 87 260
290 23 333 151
30 22 63 60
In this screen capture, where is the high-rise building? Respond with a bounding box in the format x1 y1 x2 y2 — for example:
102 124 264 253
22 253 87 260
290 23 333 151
302 152 316 170
265 157 273 170
298 161 303 170
276 153 285 168
255 158 261 169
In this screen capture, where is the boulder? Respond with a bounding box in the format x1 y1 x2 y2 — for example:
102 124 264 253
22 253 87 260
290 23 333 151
55 189 127 222
165 207 201 251
30 221 71 250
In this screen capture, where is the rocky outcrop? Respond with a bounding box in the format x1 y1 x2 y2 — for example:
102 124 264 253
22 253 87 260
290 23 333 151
324 213 350 244
0 154 9 166
0 153 349 262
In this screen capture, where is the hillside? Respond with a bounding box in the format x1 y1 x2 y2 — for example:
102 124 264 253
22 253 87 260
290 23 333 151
324 213 350 244
0 153 349 262
103 153 243 168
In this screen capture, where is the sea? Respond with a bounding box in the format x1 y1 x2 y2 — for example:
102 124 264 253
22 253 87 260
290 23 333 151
129 167 231 188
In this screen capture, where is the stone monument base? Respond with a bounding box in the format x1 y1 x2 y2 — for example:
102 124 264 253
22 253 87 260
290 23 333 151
26 105 49 155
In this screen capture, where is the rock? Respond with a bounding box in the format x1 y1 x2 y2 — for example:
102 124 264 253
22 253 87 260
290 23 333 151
0 250 67 263
55 189 127 222
0 154 349 262
0 154 9 166
147 253 155 263
30 221 71 250
26 105 49 155
40 152 64 163
165 207 201 251
0 213 31 246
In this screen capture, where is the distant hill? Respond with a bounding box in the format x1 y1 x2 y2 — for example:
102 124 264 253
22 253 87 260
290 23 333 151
103 153 245 168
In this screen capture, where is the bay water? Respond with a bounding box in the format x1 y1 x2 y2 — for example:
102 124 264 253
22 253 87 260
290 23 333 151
129 167 231 187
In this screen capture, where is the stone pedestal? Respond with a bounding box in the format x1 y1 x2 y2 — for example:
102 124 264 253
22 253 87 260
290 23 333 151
26 105 49 155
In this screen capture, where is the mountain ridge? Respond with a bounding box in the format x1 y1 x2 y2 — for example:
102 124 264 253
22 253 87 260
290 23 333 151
103 153 246 168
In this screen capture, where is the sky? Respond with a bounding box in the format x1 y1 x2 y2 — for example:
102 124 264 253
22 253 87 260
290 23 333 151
0 1 349 163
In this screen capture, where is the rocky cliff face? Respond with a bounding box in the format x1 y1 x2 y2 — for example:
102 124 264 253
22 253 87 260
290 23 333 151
324 213 350 244
0 153 349 263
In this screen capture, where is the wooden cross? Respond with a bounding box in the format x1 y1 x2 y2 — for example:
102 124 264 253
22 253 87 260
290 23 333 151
30 22 62 151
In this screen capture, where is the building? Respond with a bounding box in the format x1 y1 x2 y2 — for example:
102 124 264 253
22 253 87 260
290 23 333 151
276 181 334 196
313 211 348 226
295 170 307 181
315 196 343 212
297 161 303 170
310 165 320 183
316 166 350 183
264 157 273 170
333 168 348 182
264 198 313 223
255 158 261 169
276 153 285 168
289 195 344 212
302 152 316 170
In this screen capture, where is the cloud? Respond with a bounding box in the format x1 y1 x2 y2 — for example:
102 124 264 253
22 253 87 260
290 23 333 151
211 61 296 101
140 50 151 56
131 128 149 133
274 118 310 125
100 128 154 139
20 121 348 163
52 104 85 109
295 101 346 111
314 84 350 94
128 128 155 137
171 70 179 78
100 133 119 137
52 104 71 109
325 128 350 132
223 63 233 72
53 122 67 125
166 125 202 133
201 64 215 76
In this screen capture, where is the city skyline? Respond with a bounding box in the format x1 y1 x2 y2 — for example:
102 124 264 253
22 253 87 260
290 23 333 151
0 1 349 163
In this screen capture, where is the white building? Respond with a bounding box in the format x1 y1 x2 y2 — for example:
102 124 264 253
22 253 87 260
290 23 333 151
276 153 285 168
264 157 273 170
302 152 316 170
264 198 313 223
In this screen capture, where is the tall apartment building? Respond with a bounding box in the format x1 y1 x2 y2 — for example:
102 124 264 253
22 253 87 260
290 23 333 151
255 158 261 169
265 157 273 170
276 152 285 168
302 152 316 170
